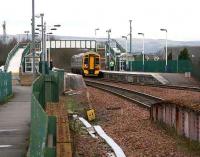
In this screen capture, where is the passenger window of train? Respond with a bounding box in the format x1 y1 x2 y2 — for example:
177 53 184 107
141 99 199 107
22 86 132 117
95 58 99 64
84 58 88 64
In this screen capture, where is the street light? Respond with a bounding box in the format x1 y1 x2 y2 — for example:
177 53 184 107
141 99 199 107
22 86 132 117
54 24 61 27
47 32 52 67
122 36 128 53
32 0 36 77
138 33 145 71
106 29 111 70
95 28 100 52
46 25 61 66
121 36 128 71
122 35 129 71
160 28 168 72
36 13 45 74
24 31 30 41
129 20 132 53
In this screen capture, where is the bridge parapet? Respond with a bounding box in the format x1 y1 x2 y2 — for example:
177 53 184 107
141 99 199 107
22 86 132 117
46 40 96 49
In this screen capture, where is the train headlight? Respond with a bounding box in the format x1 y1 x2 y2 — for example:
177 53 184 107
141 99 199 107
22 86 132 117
84 64 88 68
95 65 100 69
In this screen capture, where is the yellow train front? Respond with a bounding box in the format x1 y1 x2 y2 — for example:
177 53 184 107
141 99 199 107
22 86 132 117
71 51 100 76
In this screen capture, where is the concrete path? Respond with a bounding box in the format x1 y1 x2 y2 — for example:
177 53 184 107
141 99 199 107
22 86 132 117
0 86 31 157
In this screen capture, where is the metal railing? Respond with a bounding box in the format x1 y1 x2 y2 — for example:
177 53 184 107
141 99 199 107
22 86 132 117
20 43 31 70
4 42 20 72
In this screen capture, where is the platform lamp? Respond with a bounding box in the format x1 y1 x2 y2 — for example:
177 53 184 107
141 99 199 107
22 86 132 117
32 0 36 77
138 33 145 71
95 28 100 52
160 28 168 72
47 32 53 67
24 31 30 41
106 29 111 70
122 36 128 53
47 25 61 66
36 13 45 74
121 35 129 71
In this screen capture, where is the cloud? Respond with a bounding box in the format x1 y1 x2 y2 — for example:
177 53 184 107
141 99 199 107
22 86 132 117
0 0 200 40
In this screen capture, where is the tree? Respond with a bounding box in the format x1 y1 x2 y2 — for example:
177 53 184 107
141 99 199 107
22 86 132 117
178 48 190 60
0 37 18 66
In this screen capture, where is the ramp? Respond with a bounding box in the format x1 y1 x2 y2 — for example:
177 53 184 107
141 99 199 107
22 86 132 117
7 48 25 73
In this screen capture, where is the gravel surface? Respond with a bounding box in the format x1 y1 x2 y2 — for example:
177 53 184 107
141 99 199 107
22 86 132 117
75 133 109 157
94 81 200 107
61 91 111 157
88 87 199 157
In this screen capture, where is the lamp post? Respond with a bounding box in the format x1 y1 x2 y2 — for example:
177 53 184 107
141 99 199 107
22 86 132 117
24 31 30 41
106 29 111 70
160 28 168 72
47 32 53 67
122 36 128 53
36 13 45 74
129 20 132 54
46 25 61 66
121 36 128 71
31 0 36 77
138 33 145 71
95 28 100 52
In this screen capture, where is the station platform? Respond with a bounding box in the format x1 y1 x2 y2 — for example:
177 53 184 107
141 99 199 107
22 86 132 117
0 86 31 157
101 70 200 86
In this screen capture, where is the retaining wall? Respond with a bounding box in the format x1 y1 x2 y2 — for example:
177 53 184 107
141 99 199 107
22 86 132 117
151 103 200 142
103 71 161 85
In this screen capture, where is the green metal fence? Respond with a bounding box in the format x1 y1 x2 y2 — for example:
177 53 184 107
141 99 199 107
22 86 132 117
50 69 64 94
0 72 12 102
30 76 47 157
129 60 192 73
29 69 64 157
4 43 20 72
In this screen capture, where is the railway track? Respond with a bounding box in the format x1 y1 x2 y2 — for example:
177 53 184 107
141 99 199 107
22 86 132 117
85 79 164 108
92 78 200 92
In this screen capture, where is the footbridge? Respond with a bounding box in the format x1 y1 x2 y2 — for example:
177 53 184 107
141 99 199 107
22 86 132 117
46 40 96 49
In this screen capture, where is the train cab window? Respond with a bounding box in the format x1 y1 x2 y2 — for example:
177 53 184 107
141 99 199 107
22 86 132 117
95 57 99 65
84 57 88 64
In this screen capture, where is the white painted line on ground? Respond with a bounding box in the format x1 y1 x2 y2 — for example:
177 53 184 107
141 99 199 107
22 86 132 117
0 145 12 148
94 125 126 157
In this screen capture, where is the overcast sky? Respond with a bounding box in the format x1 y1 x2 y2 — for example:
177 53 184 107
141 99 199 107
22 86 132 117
0 0 200 41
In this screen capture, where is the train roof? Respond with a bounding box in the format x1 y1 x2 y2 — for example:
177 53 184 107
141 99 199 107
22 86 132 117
72 51 100 58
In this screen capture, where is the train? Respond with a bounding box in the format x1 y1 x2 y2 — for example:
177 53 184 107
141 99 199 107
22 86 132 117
71 51 101 76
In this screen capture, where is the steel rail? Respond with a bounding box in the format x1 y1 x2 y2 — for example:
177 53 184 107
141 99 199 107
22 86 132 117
92 78 200 92
85 79 164 108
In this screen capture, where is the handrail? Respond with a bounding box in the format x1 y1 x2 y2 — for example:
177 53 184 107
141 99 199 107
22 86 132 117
4 42 20 72
20 43 30 67
105 41 117 60
112 39 126 53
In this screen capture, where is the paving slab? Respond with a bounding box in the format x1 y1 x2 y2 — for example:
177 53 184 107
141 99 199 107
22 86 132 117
0 86 31 157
